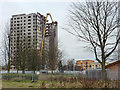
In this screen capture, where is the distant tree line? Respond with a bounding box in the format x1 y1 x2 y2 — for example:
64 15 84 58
58 59 83 72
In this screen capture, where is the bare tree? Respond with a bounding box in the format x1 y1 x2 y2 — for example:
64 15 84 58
48 44 57 73
57 48 64 61
1 23 10 73
13 31 27 74
57 48 65 73
11 28 41 74
29 46 39 74
67 59 74 71
64 1 120 80
40 48 48 69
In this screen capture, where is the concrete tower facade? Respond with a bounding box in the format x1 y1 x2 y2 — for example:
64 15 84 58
10 12 58 70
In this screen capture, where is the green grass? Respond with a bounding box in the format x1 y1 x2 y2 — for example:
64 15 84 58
2 79 119 88
0 80 2 89
3 80 36 88
2 73 38 81
2 79 59 88
2 74 119 88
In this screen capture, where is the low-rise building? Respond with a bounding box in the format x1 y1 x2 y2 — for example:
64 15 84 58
76 60 94 71
105 60 120 80
90 62 109 69
76 60 109 71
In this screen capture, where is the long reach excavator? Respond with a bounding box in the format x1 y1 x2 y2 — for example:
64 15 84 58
40 13 54 59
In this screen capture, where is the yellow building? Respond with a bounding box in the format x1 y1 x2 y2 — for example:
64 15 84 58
90 62 109 69
76 60 95 71
76 60 109 71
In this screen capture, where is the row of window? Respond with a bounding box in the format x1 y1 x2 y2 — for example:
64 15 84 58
12 16 26 20
11 34 37 38
11 25 37 29
11 43 37 48
11 27 25 29
11 15 36 20
11 29 36 34
11 43 37 47
11 19 36 23
11 20 26 23
11 23 26 26
11 33 37 38
11 26 35 30
11 42 37 47
11 22 37 27
11 36 36 40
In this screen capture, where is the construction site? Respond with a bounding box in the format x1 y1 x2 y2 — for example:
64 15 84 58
9 12 58 71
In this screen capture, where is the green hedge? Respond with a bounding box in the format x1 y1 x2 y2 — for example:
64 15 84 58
2 73 38 80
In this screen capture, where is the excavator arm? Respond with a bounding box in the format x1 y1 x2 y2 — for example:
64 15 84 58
40 13 54 58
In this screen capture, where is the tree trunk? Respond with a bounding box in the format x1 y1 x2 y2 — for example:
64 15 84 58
52 70 53 74
102 62 106 80
7 70 10 74
7 61 10 73
7 66 10 73
22 69 25 74
34 70 35 74
17 70 18 74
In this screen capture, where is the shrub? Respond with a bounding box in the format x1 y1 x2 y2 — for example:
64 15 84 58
2 73 18 80
2 73 38 81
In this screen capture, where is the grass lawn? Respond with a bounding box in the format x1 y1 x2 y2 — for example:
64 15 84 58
2 80 42 88
0 80 2 89
2 80 63 88
1 74 119 88
2 79 119 88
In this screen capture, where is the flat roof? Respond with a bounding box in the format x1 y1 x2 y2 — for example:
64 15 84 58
12 14 26 17
76 60 94 62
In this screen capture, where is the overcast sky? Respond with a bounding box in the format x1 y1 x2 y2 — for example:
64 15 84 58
0 0 95 65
